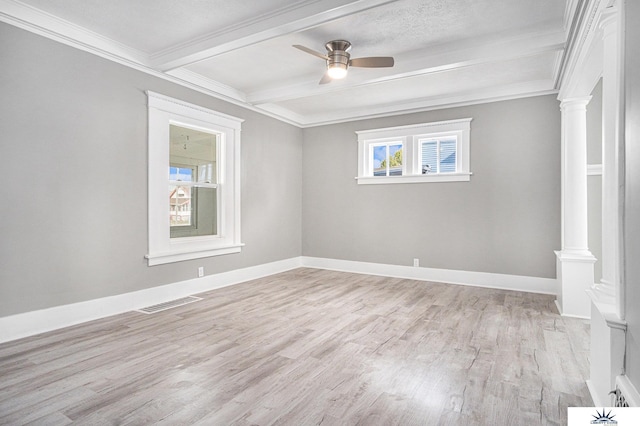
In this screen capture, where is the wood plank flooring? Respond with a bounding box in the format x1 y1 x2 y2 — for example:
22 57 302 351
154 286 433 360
0 268 592 425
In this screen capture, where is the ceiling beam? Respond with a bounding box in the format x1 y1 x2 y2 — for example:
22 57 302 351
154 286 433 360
149 0 399 72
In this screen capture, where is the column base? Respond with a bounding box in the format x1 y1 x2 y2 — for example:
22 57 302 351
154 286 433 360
555 250 596 318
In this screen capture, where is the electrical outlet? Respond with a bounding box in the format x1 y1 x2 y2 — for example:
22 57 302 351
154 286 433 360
413 258 419 267
198 266 204 277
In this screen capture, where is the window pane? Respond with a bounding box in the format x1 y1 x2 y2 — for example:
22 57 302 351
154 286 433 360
170 124 217 184
169 185 192 226
373 145 387 176
439 138 457 173
421 141 437 174
191 187 216 237
388 144 402 176
198 163 215 184
169 186 218 237
169 166 193 181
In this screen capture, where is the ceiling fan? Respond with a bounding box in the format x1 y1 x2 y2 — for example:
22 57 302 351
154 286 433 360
293 40 394 84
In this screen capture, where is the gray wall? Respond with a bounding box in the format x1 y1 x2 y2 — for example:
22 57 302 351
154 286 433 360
302 96 561 278
624 0 640 395
587 79 603 283
0 23 303 317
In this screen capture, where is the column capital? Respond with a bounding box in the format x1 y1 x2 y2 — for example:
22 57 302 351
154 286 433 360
560 96 592 110
556 249 597 262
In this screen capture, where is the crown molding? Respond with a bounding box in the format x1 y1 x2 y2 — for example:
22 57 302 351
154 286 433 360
279 80 558 128
167 69 248 104
556 0 608 96
252 103 309 126
0 0 149 64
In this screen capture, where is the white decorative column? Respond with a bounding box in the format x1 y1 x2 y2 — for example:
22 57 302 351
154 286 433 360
585 6 627 407
556 97 596 318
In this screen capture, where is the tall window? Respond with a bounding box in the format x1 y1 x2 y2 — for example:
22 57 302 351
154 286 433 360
146 91 243 266
356 118 472 184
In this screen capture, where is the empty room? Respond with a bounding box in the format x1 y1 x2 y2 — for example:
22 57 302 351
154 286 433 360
1 0 639 424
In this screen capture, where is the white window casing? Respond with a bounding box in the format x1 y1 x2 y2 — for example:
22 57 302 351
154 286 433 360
146 91 244 266
356 118 472 184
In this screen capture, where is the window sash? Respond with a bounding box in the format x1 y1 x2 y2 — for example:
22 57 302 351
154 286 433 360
419 137 458 175
371 141 403 176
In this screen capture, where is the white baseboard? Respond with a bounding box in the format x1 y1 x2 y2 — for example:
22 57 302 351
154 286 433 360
555 299 590 319
0 257 302 344
0 256 557 344
617 375 640 406
300 256 557 295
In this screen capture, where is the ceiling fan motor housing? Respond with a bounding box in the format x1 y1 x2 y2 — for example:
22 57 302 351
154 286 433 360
325 40 351 70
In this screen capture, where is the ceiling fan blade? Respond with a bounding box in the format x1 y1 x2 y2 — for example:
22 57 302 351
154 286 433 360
349 57 395 68
293 45 329 60
319 72 332 85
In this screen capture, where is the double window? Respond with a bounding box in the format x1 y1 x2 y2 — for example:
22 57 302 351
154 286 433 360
146 91 243 266
356 118 472 184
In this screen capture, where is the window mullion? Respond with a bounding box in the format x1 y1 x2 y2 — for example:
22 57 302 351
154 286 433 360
386 144 390 177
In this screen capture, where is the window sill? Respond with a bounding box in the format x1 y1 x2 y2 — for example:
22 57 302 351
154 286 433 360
355 172 472 185
145 243 244 266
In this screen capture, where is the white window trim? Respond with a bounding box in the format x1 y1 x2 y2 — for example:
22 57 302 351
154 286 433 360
145 91 244 266
356 118 472 184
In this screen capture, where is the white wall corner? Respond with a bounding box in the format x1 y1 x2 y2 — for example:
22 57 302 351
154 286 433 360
0 257 302 344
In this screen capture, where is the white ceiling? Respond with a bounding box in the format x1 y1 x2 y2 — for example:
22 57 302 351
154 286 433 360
0 0 574 127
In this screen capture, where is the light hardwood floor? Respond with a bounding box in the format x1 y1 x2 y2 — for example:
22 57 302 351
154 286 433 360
0 268 592 425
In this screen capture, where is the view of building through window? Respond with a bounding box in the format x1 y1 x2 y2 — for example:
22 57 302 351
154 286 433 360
169 166 194 227
420 137 457 174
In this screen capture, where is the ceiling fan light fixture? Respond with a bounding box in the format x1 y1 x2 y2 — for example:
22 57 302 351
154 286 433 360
327 63 348 79
293 39 394 85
